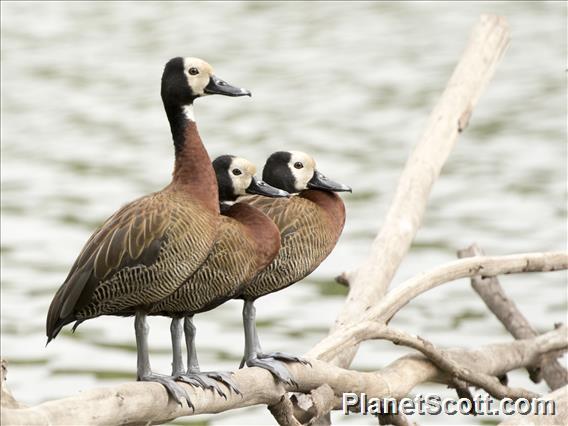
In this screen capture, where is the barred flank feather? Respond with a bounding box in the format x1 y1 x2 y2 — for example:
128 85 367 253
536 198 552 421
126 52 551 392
150 202 280 316
238 190 346 300
46 189 220 341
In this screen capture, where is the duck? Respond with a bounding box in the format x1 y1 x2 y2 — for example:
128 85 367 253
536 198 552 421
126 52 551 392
236 151 351 384
148 155 287 396
45 57 250 405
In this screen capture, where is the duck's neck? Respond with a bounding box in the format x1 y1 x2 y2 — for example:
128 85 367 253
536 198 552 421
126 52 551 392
165 101 219 213
301 190 346 229
225 202 281 268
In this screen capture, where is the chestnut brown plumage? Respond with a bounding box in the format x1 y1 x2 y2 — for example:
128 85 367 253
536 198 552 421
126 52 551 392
45 57 251 406
240 189 346 299
151 203 282 316
236 151 351 384
46 189 218 335
141 156 286 396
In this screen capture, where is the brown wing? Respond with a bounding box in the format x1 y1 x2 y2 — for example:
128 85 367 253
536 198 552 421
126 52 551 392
46 193 169 341
238 195 296 232
151 202 281 316
239 194 341 299
150 216 254 315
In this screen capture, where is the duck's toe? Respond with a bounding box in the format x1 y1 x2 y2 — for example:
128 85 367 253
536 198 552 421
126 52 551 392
139 372 193 409
245 356 297 387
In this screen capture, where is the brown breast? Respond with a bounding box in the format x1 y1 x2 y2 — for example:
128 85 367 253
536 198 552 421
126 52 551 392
238 190 346 300
148 201 280 316
227 202 281 271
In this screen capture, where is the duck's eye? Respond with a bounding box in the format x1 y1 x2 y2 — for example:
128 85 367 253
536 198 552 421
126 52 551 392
188 67 199 76
232 169 242 176
294 162 303 169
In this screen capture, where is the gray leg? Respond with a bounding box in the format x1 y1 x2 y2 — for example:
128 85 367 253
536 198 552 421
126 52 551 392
240 300 302 386
135 311 192 407
242 300 309 364
174 316 241 398
135 311 152 378
184 316 200 372
170 318 185 377
241 299 261 364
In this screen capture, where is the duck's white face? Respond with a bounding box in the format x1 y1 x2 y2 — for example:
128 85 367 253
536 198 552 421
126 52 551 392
182 57 215 97
287 151 317 191
229 157 257 196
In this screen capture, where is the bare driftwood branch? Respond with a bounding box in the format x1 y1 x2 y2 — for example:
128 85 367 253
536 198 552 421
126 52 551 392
378 411 417 426
458 243 568 390
365 325 544 400
2 328 565 426
1 360 27 410
289 385 336 425
499 385 568 426
448 378 478 415
269 395 303 426
309 251 568 362
328 13 510 369
297 15 514 422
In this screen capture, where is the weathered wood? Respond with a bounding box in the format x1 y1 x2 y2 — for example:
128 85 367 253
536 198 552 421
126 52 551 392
298 14 512 423
1 360 27 409
2 328 565 425
326 13 510 369
499 385 568 426
458 243 568 390
309 251 568 362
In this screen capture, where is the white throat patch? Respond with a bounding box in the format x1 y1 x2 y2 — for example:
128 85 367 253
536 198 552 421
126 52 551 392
183 104 195 122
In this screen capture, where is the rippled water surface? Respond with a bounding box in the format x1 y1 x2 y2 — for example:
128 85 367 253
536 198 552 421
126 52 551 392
1 2 566 425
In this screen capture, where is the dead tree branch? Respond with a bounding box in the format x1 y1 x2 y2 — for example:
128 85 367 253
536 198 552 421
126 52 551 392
458 243 568 390
328 13 510 370
309 251 568 362
365 325 544 400
1 360 27 410
2 328 565 426
499 385 568 426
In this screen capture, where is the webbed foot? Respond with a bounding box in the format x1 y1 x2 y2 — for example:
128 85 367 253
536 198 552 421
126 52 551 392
245 356 297 387
257 351 311 366
138 372 193 408
175 371 240 398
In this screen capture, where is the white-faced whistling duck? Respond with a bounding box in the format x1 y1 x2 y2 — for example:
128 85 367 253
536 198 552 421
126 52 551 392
237 151 351 384
148 155 288 396
45 57 250 405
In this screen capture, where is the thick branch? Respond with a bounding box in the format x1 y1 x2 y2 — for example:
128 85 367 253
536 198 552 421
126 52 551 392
309 251 568 361
2 328 565 426
458 243 568 390
1 360 27 409
366 325 544 400
269 395 302 426
330 14 510 369
290 385 336 425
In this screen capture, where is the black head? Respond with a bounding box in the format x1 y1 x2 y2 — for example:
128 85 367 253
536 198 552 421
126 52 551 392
213 155 238 203
263 151 352 194
213 155 289 204
161 57 251 108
